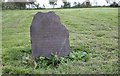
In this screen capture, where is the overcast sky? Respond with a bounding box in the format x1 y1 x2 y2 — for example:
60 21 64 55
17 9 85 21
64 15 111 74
36 0 120 8
5 0 120 8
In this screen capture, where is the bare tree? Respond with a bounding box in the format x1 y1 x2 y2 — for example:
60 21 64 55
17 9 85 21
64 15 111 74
106 0 111 4
105 0 116 4
105 0 119 7
74 2 77 7
49 0 58 8
62 0 71 8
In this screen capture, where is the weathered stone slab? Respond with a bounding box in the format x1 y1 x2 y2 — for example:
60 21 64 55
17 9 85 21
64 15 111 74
30 11 70 58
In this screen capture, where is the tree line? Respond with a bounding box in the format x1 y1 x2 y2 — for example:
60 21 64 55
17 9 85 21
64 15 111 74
1 0 120 10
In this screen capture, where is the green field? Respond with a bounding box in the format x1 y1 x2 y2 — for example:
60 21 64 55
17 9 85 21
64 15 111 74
0 9 2 75
2 8 118 74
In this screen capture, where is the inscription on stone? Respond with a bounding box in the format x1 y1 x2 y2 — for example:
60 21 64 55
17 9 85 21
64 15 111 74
30 11 70 58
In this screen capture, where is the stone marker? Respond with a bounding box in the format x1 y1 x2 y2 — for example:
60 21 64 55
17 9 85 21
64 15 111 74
30 11 70 59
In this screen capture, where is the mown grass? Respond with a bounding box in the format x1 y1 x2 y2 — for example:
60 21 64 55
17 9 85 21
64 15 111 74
2 8 118 74
0 9 2 75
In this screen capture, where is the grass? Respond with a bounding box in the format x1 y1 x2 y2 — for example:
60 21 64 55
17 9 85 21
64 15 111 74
0 9 2 76
2 8 118 74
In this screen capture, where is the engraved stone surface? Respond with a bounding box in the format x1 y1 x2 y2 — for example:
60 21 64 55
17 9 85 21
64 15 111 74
30 11 70 58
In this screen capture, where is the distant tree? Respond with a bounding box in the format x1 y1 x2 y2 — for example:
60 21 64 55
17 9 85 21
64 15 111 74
74 2 77 7
8 0 27 9
43 4 45 8
26 0 37 9
2 0 36 10
82 0 91 8
105 0 119 7
8 0 37 9
34 3 40 9
105 0 117 5
77 2 81 7
62 0 71 8
16 2 27 9
2 2 19 10
62 2 67 8
86 0 91 7
110 2 118 7
73 2 81 8
105 0 111 4
49 0 58 8
68 2 71 8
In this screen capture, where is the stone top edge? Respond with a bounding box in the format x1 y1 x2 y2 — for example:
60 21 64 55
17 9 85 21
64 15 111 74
36 11 55 15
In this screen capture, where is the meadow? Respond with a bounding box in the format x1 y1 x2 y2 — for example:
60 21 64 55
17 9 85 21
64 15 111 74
2 8 118 74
